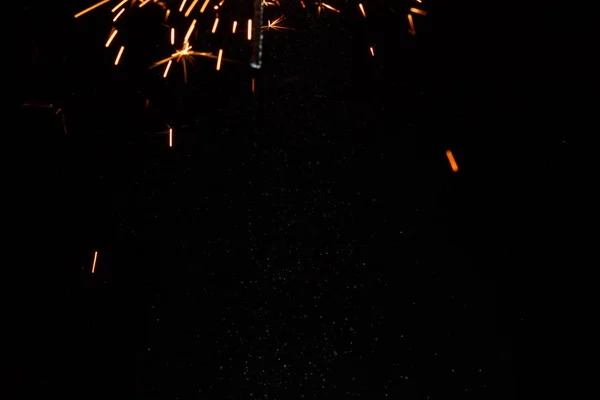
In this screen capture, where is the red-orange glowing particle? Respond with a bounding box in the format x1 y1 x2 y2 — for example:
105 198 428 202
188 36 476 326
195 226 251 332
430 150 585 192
92 251 98 273
446 150 459 172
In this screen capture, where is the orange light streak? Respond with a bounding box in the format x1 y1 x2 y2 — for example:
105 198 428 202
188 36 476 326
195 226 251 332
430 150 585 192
74 0 110 18
446 150 459 172
200 0 210 12
408 14 416 35
247 19 252 40
92 251 98 273
184 19 196 43
113 8 125 21
216 49 223 70
232 20 238 33
179 0 188 12
359 4 366 17
115 46 125 65
139 0 151 7
105 29 118 47
212 17 219 33
410 8 427 16
171 28 175 45
169 128 173 147
112 0 128 12
185 0 199 16
163 60 172 77
369 46 374 56
252 78 255 92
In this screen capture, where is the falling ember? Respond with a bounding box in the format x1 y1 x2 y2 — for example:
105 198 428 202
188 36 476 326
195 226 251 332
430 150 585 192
139 0 151 8
200 0 210 13
74 0 110 18
300 0 306 7
212 17 219 33
322 3 340 13
369 46 375 56
171 28 175 45
252 78 255 93
55 108 62 115
410 8 428 16
446 150 459 172
105 29 118 47
408 14 416 35
179 0 188 12
232 20 238 33
165 9 170 21
247 19 252 40
169 128 173 147
91 251 98 274
113 8 125 22
184 19 197 43
163 60 172 77
359 4 366 17
115 46 125 65
185 0 199 16
112 0 128 12
216 49 223 70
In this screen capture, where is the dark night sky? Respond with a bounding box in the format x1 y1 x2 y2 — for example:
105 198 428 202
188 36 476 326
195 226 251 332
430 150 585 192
11 1 582 399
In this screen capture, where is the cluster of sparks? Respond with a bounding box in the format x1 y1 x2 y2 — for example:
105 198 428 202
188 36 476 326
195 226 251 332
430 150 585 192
74 0 429 81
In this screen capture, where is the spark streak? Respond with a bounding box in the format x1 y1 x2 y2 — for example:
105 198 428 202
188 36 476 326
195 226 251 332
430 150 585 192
92 251 98 273
74 0 111 18
185 0 199 17
169 128 173 147
446 150 459 172
410 8 427 16
111 0 128 12
113 7 125 21
115 46 125 65
200 0 211 13
216 48 223 70
105 29 118 47
359 4 366 17
232 20 238 33
212 17 219 33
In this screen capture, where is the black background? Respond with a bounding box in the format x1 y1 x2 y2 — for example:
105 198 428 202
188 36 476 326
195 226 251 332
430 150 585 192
11 0 583 399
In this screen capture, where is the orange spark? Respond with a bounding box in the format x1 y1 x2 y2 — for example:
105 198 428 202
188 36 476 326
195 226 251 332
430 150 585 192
139 0 151 8
111 0 128 12
91 251 98 273
165 9 171 21
446 150 459 172
358 3 366 17
212 17 219 33
252 78 255 93
55 107 62 114
232 20 238 33
179 0 188 12
185 0 199 16
105 29 118 47
169 128 173 147
300 0 306 8
369 46 374 56
216 49 223 70
74 0 110 18
113 8 125 21
163 60 172 77
145 99 150 108
115 46 125 65
171 28 175 45
200 0 210 12
408 14 416 35
184 19 197 43
247 19 252 40
410 8 427 16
